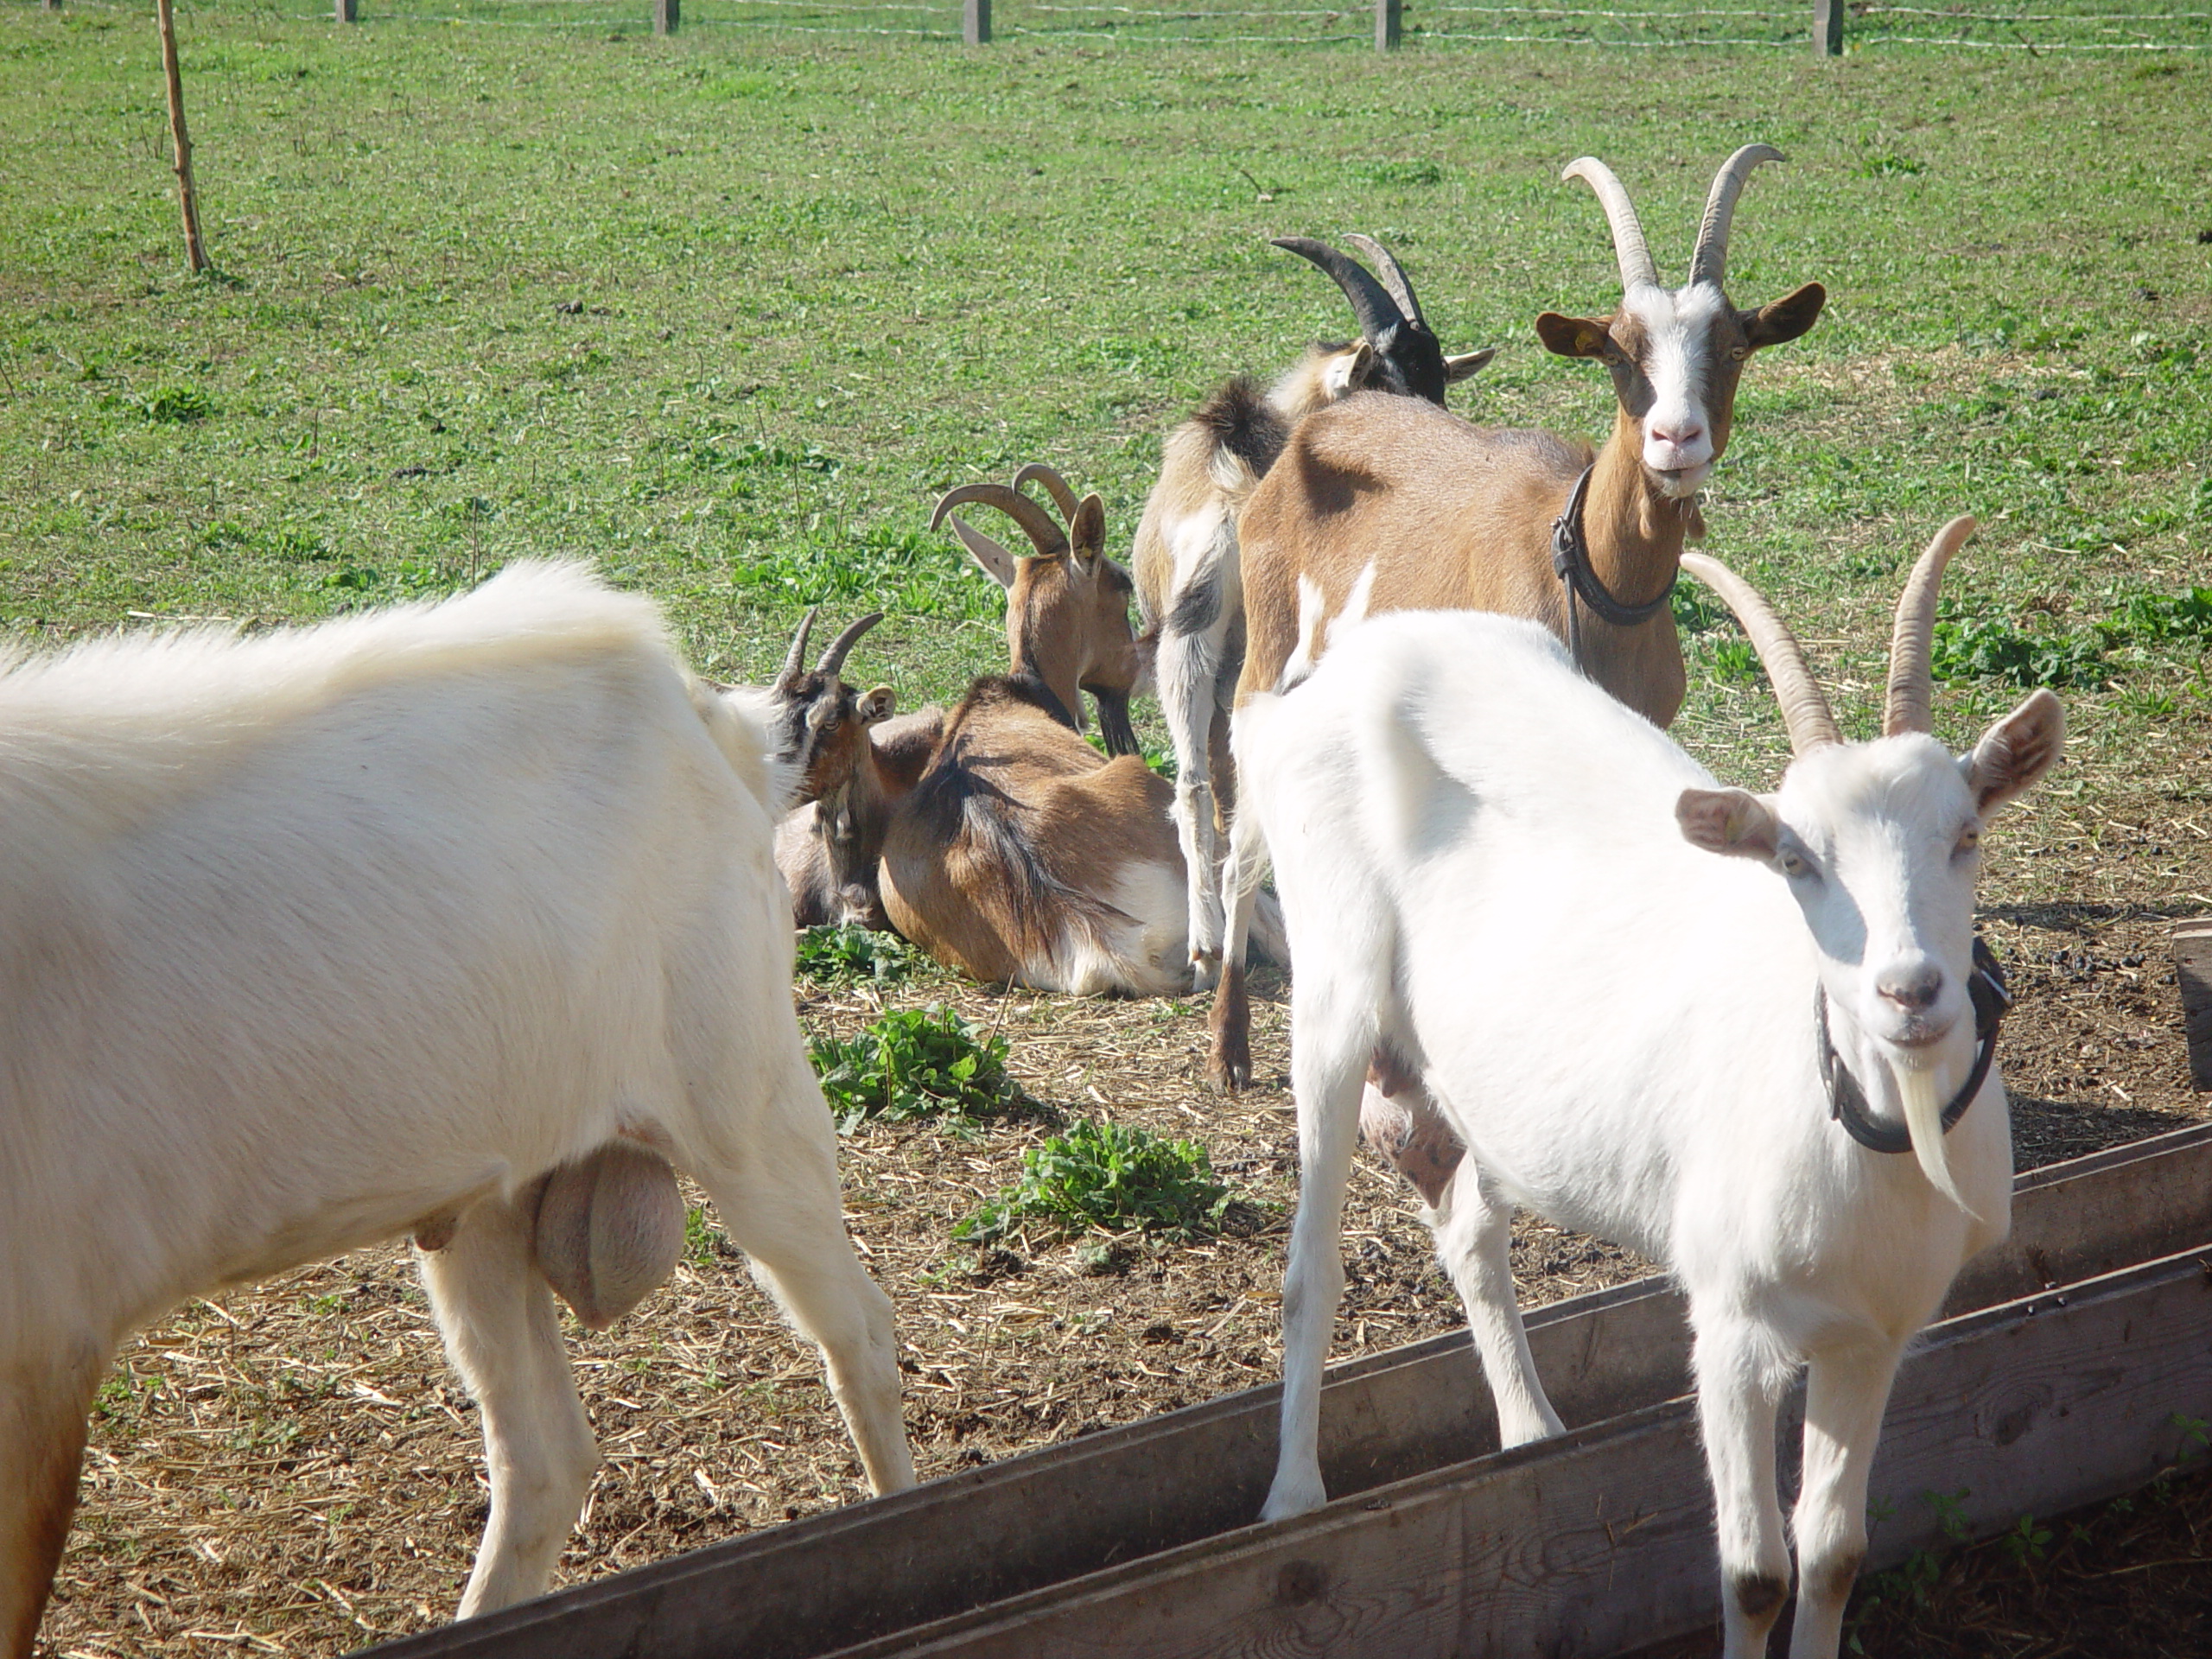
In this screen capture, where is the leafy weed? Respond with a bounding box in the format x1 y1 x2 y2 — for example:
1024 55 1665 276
810 1005 1025 1131
795 924 917 984
957 1118 1232 1243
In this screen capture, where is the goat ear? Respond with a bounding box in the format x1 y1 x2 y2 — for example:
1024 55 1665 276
1535 313 1618 363
1743 282 1826 350
857 685 897 726
1322 341 1375 399
947 515 1019 590
1961 688 2064 814
1676 787 1782 861
1443 346 1497 384
1070 494 1107 565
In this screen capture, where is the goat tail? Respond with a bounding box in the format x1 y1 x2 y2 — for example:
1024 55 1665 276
1897 1063 1982 1222
957 791 1136 981
1190 375 1290 501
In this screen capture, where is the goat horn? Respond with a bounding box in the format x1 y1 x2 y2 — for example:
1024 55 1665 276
1271 236 1408 347
1014 462 1084 524
780 607 818 682
1344 233 1429 330
1688 143 1784 291
1681 552 1840 757
1562 156 1660 294
814 611 884 677
1884 516 1976 738
929 483 1069 556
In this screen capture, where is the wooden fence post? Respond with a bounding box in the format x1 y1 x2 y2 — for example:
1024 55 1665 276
1376 0 1401 49
155 0 208 275
964 0 991 44
2176 919 2212 1090
334 0 357 20
1814 0 1843 54
656 0 678 33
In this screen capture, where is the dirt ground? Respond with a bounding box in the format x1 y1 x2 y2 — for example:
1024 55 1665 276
34 768 2212 1657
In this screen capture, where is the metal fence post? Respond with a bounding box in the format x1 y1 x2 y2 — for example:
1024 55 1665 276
656 0 678 32
965 0 991 43
1814 0 1843 54
1376 0 1401 49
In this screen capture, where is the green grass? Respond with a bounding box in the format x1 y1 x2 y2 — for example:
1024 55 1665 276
1 7 2207 793
956 1117 1234 1242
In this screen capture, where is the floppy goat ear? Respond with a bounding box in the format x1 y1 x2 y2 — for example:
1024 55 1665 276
1535 313 1622 365
1676 787 1782 861
1069 494 1107 568
1443 346 1497 383
1742 282 1827 350
1961 688 2064 814
1321 340 1376 398
947 516 1019 589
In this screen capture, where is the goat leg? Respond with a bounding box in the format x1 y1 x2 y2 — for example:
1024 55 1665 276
0 1344 103 1659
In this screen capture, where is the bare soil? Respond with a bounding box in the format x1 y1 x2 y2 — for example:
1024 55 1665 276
35 776 2212 1658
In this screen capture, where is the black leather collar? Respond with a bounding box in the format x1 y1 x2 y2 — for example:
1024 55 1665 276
1549 463 1679 676
1819 938 2011 1154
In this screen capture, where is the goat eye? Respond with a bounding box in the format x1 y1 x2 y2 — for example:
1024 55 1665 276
1777 848 1812 878
1729 345 1749 361
1955 827 1981 856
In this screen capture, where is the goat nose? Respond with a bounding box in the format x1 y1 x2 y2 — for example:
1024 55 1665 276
1876 963 1944 1012
1651 421 1706 449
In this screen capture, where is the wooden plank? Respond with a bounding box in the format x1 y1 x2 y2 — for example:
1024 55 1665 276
1813 0 1843 54
817 1247 2212 1659
350 1126 2212 1659
2176 918 2212 1089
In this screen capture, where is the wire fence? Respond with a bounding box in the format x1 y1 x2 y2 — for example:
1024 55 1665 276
119 0 2212 50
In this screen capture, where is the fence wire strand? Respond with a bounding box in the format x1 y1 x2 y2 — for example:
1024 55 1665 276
111 0 2205 48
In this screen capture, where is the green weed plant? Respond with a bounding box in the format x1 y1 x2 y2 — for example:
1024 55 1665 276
810 1005 1020 1131
957 1118 1232 1243
794 924 917 984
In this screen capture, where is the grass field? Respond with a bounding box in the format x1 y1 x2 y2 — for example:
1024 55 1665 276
5 6 2212 1656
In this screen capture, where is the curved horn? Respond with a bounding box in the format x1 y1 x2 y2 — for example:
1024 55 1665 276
1562 156 1660 293
1271 236 1408 345
1885 515 1976 738
1688 143 1784 291
779 607 817 681
1014 462 1083 524
1681 552 1840 757
814 611 883 677
1344 233 1428 329
930 482 1069 556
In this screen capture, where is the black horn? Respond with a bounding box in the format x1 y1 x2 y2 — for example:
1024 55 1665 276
1273 235 1448 405
815 611 884 677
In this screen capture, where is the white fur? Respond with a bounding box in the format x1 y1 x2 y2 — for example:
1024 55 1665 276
0 565 914 1655
1624 281 1728 490
1231 609 2059 1659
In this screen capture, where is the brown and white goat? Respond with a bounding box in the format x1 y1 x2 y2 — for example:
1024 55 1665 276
1133 237 1494 992
771 609 941 930
1210 146 1827 1086
773 474 1144 932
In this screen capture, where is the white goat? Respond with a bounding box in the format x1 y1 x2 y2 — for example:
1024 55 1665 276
0 565 915 1658
1228 520 2063 1659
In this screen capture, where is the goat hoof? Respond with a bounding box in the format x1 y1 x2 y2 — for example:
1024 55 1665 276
1207 1046 1252 1093
1189 958 1219 993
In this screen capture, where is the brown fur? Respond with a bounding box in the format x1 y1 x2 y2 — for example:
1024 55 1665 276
878 677 1185 993
776 706 941 929
1208 282 1823 1085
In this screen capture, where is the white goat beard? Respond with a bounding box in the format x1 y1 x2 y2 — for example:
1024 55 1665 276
1896 1061 1979 1219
